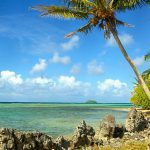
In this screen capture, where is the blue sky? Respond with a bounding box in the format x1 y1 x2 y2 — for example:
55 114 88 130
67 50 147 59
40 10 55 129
0 0 150 102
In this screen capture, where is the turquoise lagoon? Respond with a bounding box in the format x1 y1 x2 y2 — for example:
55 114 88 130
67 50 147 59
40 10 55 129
0 103 132 137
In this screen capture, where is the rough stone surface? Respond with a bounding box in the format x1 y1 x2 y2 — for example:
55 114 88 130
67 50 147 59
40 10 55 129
72 120 95 149
0 128 59 150
55 136 70 150
125 108 148 132
0 128 15 150
148 129 150 150
97 115 116 140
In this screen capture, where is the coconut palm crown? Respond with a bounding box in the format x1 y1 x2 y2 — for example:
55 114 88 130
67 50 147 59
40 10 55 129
33 0 150 100
33 0 149 38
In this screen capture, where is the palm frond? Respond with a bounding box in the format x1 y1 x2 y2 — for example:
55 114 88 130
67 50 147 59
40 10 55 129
113 0 148 11
65 22 94 38
108 0 115 7
145 53 150 61
93 0 106 9
142 69 150 81
32 5 89 19
103 23 112 39
63 0 96 12
66 0 96 7
133 77 139 85
115 19 134 27
147 0 150 4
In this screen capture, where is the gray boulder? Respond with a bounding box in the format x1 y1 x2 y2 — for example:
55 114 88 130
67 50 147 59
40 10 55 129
148 129 150 150
125 108 148 132
97 115 116 140
55 136 70 150
15 131 54 150
0 128 55 150
0 128 15 150
72 120 95 149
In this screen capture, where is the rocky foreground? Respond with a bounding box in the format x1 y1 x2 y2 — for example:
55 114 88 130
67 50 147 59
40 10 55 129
0 108 150 150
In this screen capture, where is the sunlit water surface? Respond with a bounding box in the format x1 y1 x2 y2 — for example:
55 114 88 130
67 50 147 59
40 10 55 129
0 103 131 137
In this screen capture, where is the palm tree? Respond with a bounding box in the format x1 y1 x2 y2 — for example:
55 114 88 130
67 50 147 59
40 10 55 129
33 0 150 100
145 52 150 61
142 52 150 80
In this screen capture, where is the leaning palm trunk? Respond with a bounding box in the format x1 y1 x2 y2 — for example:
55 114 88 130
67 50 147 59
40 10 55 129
33 0 150 100
107 22 150 100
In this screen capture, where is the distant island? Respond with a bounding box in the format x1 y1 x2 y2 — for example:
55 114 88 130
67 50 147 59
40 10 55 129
85 100 97 104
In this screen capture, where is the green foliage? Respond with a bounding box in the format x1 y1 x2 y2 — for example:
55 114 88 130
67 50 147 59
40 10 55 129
130 76 150 109
32 5 89 19
85 100 97 104
142 69 150 81
145 52 150 61
142 52 150 80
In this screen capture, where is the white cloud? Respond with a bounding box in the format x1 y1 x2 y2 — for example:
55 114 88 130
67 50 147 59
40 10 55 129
61 35 79 51
70 64 81 75
0 70 130 102
26 77 54 85
0 70 91 101
107 33 134 47
133 56 144 67
49 53 71 65
120 34 134 45
31 59 47 73
88 60 103 75
58 76 80 89
97 79 128 96
0 71 23 85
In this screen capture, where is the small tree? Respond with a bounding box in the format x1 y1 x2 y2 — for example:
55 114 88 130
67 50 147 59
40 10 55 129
130 77 150 109
131 53 150 109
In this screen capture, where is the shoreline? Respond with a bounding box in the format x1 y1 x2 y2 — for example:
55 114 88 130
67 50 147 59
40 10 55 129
0 108 149 150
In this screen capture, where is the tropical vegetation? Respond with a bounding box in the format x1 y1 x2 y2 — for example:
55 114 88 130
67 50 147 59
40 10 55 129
85 100 97 104
142 53 150 80
131 52 150 109
33 0 150 100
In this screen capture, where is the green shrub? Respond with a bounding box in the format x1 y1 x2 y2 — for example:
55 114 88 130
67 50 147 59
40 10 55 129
130 76 150 109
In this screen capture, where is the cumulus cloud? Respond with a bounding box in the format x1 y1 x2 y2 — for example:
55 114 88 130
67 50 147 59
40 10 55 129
70 64 81 75
0 71 23 85
0 70 130 101
97 79 128 96
0 70 91 101
26 77 54 85
133 56 144 67
58 76 80 89
31 59 47 74
88 60 103 75
107 33 134 47
49 53 71 65
61 35 79 51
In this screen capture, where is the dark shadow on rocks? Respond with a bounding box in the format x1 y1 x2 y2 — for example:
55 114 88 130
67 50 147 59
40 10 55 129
113 124 125 138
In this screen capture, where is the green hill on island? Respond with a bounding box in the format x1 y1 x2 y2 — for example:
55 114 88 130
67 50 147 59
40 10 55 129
85 100 97 104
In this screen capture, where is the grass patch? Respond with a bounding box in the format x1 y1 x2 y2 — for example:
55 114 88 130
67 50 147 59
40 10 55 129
99 141 147 150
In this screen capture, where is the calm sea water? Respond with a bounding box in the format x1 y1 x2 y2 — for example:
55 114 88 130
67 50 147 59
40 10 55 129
0 103 131 137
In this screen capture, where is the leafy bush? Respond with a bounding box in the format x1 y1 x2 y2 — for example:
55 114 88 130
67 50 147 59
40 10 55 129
130 75 150 109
